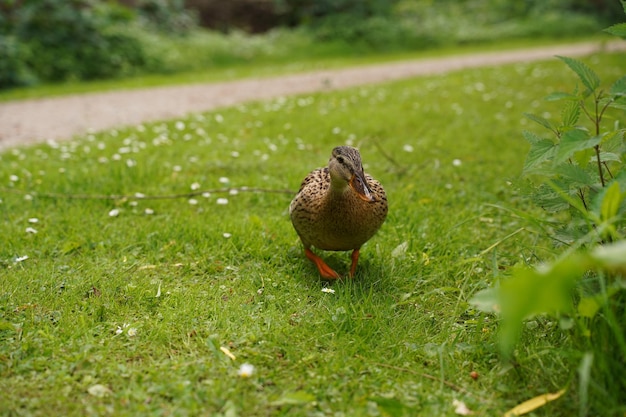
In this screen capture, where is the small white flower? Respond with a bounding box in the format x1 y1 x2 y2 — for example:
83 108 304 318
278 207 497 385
332 127 341 134
9 175 19 182
237 363 255 378
202 192 211 198
453 399 473 415
24 194 33 201
127 328 137 337
15 255 29 263
108 209 120 217
188 199 198 205
115 326 124 335
403 144 414 153
191 182 201 190
452 159 462 167
223 233 232 239
144 208 154 215
219 177 229 184
173 165 182 172
135 192 145 199
25 227 38 234
129 201 138 207
229 189 238 196
215 114 224 123
231 151 240 158
28 218 39 223
321 287 335 294
175 121 185 131
216 198 228 205
88 384 112 398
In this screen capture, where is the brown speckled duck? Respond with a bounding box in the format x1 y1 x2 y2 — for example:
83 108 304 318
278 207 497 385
289 146 388 279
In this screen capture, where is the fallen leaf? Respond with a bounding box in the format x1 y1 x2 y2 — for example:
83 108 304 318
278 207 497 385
503 389 566 416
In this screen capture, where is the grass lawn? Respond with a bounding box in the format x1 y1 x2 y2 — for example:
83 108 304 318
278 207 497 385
1 51 625 416
0 36 610 103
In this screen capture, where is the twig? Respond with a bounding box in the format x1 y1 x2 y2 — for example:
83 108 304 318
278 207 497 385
0 186 295 201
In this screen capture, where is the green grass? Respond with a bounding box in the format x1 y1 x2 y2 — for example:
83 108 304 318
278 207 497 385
0 35 611 102
1 52 625 416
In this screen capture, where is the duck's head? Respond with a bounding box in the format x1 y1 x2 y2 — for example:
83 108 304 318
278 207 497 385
328 146 375 202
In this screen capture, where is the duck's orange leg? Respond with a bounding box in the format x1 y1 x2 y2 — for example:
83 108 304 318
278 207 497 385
348 249 360 278
305 248 341 280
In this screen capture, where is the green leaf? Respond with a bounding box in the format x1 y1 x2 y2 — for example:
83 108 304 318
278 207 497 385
469 288 500 313
554 129 599 165
560 100 580 128
604 23 626 39
556 56 600 94
609 75 626 97
531 183 570 212
600 182 622 221
497 254 593 355
578 297 602 318
554 164 595 188
522 129 545 145
524 112 554 131
545 91 579 101
523 138 556 174
573 148 595 168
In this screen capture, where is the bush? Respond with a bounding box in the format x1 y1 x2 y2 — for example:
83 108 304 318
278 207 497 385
471 7 626 415
0 35 36 88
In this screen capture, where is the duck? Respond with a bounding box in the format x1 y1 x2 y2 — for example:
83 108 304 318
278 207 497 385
289 146 388 279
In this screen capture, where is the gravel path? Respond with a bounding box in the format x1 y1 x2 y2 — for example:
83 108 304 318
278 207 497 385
1 41 623 151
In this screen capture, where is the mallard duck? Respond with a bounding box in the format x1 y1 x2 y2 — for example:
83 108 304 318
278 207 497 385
289 146 388 279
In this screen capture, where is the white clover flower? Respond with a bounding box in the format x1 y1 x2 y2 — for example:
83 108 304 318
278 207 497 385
191 182 201 190
237 363 255 378
215 114 224 123
173 165 182 172
175 121 185 131
452 159 462 167
188 199 198 205
28 218 39 223
25 227 38 234
219 177 229 184
9 175 19 182
202 192 211 198
231 151 240 158
403 144 414 153
216 198 228 205
223 233 232 239
144 208 154 215
134 192 145 199
229 189 238 196
321 287 335 294
127 328 137 337
108 209 120 217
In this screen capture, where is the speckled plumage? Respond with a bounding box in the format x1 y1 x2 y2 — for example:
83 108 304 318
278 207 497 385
289 146 388 278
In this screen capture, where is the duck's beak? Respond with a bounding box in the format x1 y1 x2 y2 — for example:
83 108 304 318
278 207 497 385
350 173 375 202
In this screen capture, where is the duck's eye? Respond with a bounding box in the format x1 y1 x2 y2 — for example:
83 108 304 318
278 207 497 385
336 155 344 164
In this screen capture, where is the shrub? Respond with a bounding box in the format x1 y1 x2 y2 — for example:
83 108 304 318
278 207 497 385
471 6 626 415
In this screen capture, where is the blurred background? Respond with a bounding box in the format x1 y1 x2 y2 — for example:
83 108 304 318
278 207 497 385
1 0 623 90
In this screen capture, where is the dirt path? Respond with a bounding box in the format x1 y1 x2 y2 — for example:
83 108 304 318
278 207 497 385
1 41 623 151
